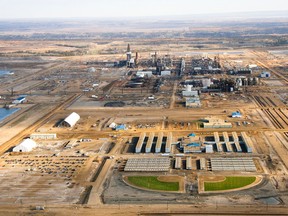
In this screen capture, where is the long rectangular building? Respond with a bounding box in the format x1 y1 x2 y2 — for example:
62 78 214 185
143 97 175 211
165 132 173 153
155 132 163 153
214 132 220 143
124 158 170 172
241 132 253 153
135 132 146 153
175 157 182 169
223 132 232 152
232 132 242 152
30 133 57 140
145 132 155 153
186 157 192 170
216 143 222 152
210 157 256 171
200 158 206 170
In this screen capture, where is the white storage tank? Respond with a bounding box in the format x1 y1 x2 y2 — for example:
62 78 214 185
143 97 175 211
186 85 193 92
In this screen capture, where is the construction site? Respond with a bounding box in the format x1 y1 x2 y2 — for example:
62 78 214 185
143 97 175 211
0 18 287 215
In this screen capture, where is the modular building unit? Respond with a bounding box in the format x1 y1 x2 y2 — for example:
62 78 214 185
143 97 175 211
175 157 182 169
155 132 163 153
214 132 220 143
186 157 192 170
200 158 206 170
232 132 242 152
232 132 239 142
30 133 57 140
145 132 155 153
223 132 232 152
165 132 173 153
135 132 146 153
216 142 222 152
223 132 229 143
205 144 213 153
241 132 253 153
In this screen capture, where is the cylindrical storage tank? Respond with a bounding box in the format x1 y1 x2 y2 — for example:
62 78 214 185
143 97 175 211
186 85 193 92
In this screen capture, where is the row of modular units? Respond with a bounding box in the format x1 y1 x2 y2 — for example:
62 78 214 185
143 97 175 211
135 132 174 153
124 158 171 172
124 168 170 172
212 132 252 153
174 157 193 170
210 158 256 171
211 166 257 171
135 132 146 153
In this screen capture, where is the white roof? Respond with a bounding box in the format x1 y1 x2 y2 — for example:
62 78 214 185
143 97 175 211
13 139 37 152
64 112 80 127
206 145 213 153
109 122 117 128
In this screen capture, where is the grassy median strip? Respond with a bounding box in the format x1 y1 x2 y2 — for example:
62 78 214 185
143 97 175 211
204 176 256 191
127 176 179 191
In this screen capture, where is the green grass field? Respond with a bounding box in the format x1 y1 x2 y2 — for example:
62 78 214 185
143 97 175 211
204 176 256 191
127 176 179 191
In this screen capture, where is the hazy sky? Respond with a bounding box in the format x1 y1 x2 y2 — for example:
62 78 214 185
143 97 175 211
0 0 287 19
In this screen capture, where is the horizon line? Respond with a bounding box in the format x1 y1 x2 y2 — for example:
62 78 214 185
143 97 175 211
0 10 288 21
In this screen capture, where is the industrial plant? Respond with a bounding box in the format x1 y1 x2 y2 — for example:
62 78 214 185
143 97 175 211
0 13 287 216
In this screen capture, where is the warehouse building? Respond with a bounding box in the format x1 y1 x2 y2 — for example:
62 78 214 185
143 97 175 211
203 117 232 128
59 112 80 127
13 139 37 152
185 97 201 108
30 133 57 140
232 111 242 118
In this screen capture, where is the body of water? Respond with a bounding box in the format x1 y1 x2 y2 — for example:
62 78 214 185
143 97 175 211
0 70 14 76
0 108 20 122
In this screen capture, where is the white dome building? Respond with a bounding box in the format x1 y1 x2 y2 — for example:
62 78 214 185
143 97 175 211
13 139 37 152
60 112 80 128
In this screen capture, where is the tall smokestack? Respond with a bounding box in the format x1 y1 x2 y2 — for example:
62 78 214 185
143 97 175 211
135 52 139 65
